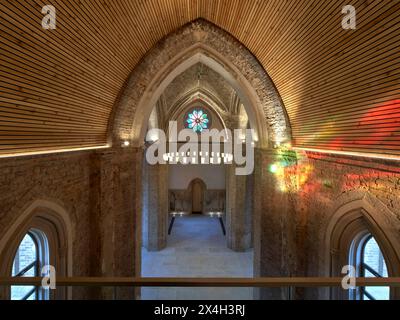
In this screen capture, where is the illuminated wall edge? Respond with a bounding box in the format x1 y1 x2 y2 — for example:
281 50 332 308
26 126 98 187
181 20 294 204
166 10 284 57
0 145 111 159
0 145 399 162
292 147 400 162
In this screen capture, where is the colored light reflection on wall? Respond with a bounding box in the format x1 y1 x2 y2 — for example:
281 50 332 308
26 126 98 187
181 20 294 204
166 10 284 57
269 145 314 192
269 163 282 174
293 99 400 155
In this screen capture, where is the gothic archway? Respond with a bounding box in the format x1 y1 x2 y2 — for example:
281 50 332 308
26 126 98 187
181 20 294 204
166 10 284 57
110 19 291 149
188 178 207 214
0 199 73 300
324 191 400 300
110 19 292 282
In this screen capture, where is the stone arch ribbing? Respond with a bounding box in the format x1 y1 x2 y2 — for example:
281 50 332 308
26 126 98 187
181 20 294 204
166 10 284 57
323 191 400 299
110 19 291 148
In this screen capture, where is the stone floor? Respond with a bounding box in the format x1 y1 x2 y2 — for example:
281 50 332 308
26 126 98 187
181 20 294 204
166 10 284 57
141 215 254 300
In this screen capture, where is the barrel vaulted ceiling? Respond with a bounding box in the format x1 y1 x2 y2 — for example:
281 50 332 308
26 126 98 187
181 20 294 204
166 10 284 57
1 0 399 156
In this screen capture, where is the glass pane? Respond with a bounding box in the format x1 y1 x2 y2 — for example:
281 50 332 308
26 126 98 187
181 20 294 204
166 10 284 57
364 287 390 300
11 233 38 300
185 109 210 133
363 237 388 276
11 286 36 300
26 291 37 300
361 236 390 300
12 234 37 276
364 269 375 278
382 259 388 277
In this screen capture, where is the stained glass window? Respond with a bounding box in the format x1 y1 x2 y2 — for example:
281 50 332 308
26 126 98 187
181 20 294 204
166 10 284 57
185 109 210 133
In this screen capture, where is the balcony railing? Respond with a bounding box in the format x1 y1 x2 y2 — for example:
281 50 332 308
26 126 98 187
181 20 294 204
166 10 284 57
2 277 400 301
1 276 400 287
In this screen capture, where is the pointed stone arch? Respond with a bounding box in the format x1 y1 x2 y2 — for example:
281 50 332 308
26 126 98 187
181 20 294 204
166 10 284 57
167 89 229 132
187 178 207 215
324 191 400 299
0 199 73 300
110 19 291 149
110 20 292 281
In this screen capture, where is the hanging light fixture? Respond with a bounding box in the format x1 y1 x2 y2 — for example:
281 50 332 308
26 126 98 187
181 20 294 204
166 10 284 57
162 151 233 165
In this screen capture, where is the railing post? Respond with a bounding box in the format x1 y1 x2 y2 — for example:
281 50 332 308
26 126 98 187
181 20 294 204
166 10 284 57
287 286 294 300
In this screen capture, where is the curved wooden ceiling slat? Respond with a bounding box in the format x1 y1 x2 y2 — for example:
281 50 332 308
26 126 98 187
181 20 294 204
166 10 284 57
0 0 399 156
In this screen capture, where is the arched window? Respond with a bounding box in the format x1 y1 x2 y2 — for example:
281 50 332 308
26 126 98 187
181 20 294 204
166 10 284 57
11 229 49 300
350 234 390 300
359 236 389 300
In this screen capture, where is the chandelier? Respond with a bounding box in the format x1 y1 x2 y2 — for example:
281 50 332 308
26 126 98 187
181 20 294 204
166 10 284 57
163 151 234 165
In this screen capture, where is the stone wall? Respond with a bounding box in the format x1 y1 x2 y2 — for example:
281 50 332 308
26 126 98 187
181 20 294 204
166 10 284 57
169 164 226 190
0 147 139 299
1 146 399 300
297 152 400 299
169 189 225 213
0 151 93 298
253 148 400 299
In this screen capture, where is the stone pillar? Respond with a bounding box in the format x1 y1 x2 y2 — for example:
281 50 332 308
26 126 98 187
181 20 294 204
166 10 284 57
142 151 169 251
88 147 140 299
225 164 252 251
224 115 253 252
89 150 115 299
112 146 142 299
252 148 298 300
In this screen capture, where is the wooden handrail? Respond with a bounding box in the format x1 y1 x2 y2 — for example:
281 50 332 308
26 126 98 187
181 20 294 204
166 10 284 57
1 277 400 287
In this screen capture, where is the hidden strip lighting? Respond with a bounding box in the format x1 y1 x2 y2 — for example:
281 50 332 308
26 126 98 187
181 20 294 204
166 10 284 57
0 145 111 159
293 147 400 162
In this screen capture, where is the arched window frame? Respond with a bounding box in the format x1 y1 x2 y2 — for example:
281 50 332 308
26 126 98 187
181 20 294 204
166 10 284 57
349 233 390 300
325 192 400 300
358 235 389 300
0 199 73 300
348 231 369 300
12 232 39 300
11 229 50 300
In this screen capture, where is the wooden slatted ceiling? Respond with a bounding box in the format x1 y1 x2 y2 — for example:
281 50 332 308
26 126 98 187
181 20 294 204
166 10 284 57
0 0 399 156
